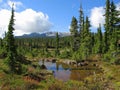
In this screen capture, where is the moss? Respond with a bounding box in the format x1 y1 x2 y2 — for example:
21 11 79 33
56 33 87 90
115 82 120 88
0 74 26 89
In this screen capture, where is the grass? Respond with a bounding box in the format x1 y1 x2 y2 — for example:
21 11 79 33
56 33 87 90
0 58 43 90
1 54 120 90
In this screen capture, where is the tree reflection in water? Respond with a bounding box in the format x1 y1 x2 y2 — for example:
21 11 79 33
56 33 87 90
39 60 100 82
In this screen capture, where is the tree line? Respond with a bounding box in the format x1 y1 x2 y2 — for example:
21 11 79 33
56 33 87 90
70 0 120 63
0 0 120 74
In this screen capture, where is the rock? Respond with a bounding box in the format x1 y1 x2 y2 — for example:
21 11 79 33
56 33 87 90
43 58 57 63
70 61 76 65
40 64 47 69
52 59 56 63
77 61 88 67
62 60 77 65
93 64 96 67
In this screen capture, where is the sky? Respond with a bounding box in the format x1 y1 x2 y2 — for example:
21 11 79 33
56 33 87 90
0 0 119 37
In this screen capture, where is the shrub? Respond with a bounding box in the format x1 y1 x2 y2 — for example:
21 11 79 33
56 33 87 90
59 50 71 59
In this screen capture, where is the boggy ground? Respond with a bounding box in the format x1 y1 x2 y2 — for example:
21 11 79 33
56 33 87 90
0 57 120 90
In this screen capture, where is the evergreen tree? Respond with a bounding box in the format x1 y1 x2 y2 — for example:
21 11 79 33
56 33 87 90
45 42 48 52
79 4 84 36
0 38 3 48
110 1 116 33
109 29 117 52
70 16 78 36
78 4 85 52
70 16 78 51
103 0 111 53
109 1 119 51
55 32 60 56
79 16 91 59
90 33 95 54
5 5 21 74
94 24 103 54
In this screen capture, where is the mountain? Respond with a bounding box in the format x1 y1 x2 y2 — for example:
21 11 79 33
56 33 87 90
15 32 70 38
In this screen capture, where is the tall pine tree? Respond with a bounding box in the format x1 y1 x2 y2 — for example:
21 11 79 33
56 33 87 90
55 32 60 56
78 4 85 51
109 1 119 51
70 16 79 51
94 24 103 54
79 16 91 59
5 5 21 74
103 0 111 53
79 4 84 36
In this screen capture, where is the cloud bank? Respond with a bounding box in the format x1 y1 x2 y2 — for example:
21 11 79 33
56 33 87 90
90 2 120 31
90 7 105 29
0 9 52 37
0 0 52 37
14 9 52 36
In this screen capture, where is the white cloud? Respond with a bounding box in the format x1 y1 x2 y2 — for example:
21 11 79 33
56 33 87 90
0 9 52 37
0 9 11 37
116 2 120 11
117 3 120 18
14 9 52 36
90 2 120 30
8 0 23 10
90 7 105 29
1 0 24 10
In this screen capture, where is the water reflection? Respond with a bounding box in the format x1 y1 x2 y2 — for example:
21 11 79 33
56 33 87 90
53 70 71 81
39 61 100 81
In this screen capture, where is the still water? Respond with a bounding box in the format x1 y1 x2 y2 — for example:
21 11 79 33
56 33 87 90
39 61 100 82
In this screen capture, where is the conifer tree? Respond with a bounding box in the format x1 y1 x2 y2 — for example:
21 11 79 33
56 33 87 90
109 30 117 52
109 1 119 51
0 38 3 48
45 42 48 52
5 5 21 74
79 4 84 36
70 16 78 51
91 33 95 53
55 32 60 56
103 0 111 53
94 24 103 54
78 4 85 51
110 1 116 33
79 16 91 59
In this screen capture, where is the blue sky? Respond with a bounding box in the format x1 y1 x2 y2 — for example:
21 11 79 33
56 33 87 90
19 0 105 32
0 0 119 36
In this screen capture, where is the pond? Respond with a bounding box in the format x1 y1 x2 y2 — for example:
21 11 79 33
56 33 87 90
39 60 101 82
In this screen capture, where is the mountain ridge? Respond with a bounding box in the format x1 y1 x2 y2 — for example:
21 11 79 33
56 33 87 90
15 32 70 38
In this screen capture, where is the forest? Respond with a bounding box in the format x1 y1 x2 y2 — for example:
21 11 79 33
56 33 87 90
0 0 120 90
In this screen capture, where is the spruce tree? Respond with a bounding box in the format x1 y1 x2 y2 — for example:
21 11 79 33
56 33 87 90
94 24 103 54
103 0 111 53
110 1 116 33
55 32 60 56
78 4 85 52
109 30 117 52
45 42 48 52
5 5 21 74
79 4 84 36
109 1 119 51
70 16 78 51
79 16 91 59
